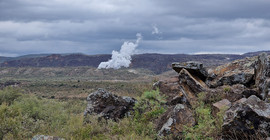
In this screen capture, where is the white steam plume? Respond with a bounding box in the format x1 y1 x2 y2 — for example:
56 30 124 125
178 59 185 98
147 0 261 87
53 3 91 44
98 33 142 69
152 24 162 39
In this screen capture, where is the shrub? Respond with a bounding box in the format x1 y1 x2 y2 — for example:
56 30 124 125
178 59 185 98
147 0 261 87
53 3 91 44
0 103 22 139
12 96 71 134
0 87 22 105
223 86 231 93
134 89 166 123
184 92 226 139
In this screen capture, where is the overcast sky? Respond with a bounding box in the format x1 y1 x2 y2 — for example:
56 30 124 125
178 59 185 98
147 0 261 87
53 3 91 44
1 0 270 56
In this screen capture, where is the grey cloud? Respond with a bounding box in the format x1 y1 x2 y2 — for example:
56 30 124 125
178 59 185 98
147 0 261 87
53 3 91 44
155 0 270 19
0 0 270 56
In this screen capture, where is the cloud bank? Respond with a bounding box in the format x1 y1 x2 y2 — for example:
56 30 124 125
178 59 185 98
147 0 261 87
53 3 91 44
98 33 142 69
1 0 270 56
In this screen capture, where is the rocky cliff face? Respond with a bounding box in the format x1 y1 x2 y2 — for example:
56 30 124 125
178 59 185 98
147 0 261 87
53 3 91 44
155 53 270 139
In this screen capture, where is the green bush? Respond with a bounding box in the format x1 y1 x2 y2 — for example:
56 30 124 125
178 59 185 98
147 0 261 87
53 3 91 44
12 96 71 135
224 86 231 93
134 89 166 123
184 92 225 140
0 87 22 105
0 103 22 139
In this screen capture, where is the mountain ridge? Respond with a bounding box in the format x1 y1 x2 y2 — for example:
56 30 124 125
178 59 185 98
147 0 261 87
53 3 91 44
1 51 270 74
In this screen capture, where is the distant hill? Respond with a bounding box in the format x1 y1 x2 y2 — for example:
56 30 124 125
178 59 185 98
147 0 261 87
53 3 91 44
1 51 270 74
0 56 12 63
242 50 270 57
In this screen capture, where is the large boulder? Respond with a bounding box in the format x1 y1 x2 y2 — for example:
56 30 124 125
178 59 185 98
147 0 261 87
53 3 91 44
212 99 231 116
178 68 208 106
153 76 187 106
172 61 208 81
222 95 270 139
84 88 136 120
157 104 195 137
207 56 256 88
254 53 270 100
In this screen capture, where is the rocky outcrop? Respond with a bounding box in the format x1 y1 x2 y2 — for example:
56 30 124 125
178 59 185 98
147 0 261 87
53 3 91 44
207 57 257 88
32 135 64 140
178 68 208 106
172 61 208 81
84 88 136 121
212 99 231 116
222 95 270 139
241 89 261 99
155 67 209 106
157 104 195 137
156 62 222 137
255 53 270 100
156 53 270 138
153 76 186 106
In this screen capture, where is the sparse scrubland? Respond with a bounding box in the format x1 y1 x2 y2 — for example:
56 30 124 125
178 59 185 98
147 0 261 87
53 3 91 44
0 87 167 139
1 53 270 140
0 68 159 139
0 87 230 140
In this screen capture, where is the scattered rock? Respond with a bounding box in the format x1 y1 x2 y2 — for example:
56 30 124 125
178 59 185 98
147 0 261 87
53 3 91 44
222 95 270 139
255 53 270 100
172 61 208 81
212 99 231 116
84 88 136 121
32 135 64 140
157 104 195 137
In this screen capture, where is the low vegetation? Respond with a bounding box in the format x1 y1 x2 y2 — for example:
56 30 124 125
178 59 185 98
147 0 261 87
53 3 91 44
0 87 166 139
183 92 227 140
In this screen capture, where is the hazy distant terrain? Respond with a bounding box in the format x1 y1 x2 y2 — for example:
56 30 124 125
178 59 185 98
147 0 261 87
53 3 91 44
1 51 270 74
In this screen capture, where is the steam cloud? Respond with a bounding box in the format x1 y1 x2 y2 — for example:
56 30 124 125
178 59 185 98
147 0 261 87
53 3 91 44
152 24 162 39
98 33 142 69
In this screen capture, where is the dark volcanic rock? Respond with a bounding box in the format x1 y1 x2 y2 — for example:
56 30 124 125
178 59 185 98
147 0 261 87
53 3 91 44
255 53 270 100
153 76 187 106
172 61 208 81
212 99 231 116
84 88 136 120
157 54 270 139
178 68 208 106
222 95 270 139
207 57 256 88
157 104 195 137
202 84 247 104
242 89 261 99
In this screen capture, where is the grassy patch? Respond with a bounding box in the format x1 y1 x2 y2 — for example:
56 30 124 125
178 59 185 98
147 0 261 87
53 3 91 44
0 87 165 139
184 92 226 140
